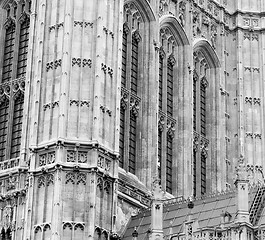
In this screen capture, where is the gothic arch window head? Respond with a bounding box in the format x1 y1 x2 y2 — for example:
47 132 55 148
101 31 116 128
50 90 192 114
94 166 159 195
119 0 154 175
192 40 220 197
0 0 30 163
158 26 178 194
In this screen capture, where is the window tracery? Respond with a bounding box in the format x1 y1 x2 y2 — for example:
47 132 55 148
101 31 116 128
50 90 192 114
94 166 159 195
0 0 30 163
119 2 143 174
158 26 177 194
193 50 210 197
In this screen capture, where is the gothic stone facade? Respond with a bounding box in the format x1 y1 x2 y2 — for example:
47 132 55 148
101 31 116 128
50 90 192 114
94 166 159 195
0 0 264 239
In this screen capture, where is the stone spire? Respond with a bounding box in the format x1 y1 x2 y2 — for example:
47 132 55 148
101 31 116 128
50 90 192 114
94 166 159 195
234 155 250 224
149 178 165 240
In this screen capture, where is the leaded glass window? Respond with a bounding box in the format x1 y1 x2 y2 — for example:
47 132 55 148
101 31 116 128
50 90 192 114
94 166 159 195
157 27 177 194
119 3 142 174
0 1 30 163
193 51 209 197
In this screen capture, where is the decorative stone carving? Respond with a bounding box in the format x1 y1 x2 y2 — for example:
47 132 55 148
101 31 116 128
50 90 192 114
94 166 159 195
179 1 186 27
193 10 201 37
123 22 130 35
65 172 86 185
245 97 252 104
97 156 104 168
38 176 46 188
72 58 92 67
97 177 103 190
132 30 141 43
74 20 93 28
101 63 113 76
158 115 165 132
200 76 208 88
210 24 217 49
130 97 140 117
49 22 64 32
72 58 81 67
168 54 176 66
100 105 112 117
193 131 200 152
18 11 29 24
167 119 176 139
39 152 55 166
104 181 111 193
43 101 59 111
69 100 90 107
7 174 17 191
253 98 261 105
82 59 92 68
78 152 87 163
120 91 129 110
200 136 209 158
4 16 16 29
103 26 114 38
159 0 169 16
235 155 247 181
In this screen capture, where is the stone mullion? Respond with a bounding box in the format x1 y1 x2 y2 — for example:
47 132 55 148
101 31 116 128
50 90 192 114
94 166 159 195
58 0 73 139
5 86 14 160
237 30 245 161
220 28 227 191
77 0 86 139
114 0 124 155
50 167 63 240
180 44 192 197
49 0 60 140
161 55 167 191
31 0 47 146
0 9 8 81
250 32 254 166
88 171 97 240
194 68 201 197
261 32 265 172
24 173 34 240
11 4 22 81
19 0 37 166
123 24 133 172
255 33 262 167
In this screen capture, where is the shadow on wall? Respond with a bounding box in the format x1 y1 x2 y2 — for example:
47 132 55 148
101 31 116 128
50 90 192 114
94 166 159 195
116 199 140 235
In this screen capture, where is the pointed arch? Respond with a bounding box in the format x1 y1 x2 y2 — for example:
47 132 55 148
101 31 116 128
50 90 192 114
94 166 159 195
193 38 220 69
124 0 156 22
160 15 189 46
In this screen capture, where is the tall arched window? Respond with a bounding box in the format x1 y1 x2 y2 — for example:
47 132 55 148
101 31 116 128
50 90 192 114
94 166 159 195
0 1 30 162
193 50 210 197
2 17 15 83
119 3 142 174
157 27 177 194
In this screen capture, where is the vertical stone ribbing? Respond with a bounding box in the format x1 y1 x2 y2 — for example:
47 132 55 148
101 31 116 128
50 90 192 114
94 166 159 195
237 30 245 160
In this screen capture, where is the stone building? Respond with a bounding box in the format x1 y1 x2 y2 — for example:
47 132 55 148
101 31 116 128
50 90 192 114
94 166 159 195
0 0 265 239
